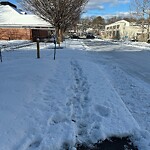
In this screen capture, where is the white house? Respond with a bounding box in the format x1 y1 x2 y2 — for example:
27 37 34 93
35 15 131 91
105 20 146 41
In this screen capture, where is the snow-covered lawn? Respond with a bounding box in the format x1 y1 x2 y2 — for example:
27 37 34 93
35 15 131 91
0 39 150 150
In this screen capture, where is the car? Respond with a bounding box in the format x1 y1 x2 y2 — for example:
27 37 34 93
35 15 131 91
130 39 138 42
70 34 79 39
86 34 95 39
147 39 150 43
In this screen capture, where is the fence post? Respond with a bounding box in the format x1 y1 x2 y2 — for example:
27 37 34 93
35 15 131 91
37 38 40 59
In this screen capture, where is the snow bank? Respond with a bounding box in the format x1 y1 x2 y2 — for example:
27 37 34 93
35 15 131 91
0 39 149 150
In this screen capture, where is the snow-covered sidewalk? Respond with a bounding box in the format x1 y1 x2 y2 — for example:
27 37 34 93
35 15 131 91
0 39 149 150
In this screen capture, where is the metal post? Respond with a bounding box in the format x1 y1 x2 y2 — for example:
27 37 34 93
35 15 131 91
0 48 2 62
36 38 40 59
54 38 56 60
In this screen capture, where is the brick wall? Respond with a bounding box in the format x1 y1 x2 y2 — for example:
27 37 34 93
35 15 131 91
32 29 49 41
0 28 49 41
0 28 32 40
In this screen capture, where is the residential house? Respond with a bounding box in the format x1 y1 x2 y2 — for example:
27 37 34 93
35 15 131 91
0 1 54 41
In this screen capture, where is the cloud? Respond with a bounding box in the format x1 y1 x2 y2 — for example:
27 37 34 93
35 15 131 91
119 0 130 4
82 0 131 17
98 5 104 10
103 11 131 19
85 0 130 11
82 11 131 19
85 0 108 10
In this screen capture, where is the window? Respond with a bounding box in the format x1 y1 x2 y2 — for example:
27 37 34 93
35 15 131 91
113 26 116 29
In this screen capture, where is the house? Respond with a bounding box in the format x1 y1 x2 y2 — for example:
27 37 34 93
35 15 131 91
105 20 147 41
0 1 54 41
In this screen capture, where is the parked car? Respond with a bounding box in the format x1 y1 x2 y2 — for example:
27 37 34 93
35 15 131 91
130 38 138 42
86 33 95 39
70 34 79 39
147 39 150 43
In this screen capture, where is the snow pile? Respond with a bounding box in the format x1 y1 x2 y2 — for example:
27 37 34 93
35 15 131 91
0 5 51 27
0 39 150 150
124 41 150 50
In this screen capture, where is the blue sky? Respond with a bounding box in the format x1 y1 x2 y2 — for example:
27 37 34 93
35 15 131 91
1 0 17 6
84 0 131 18
7 0 17 5
7 0 131 18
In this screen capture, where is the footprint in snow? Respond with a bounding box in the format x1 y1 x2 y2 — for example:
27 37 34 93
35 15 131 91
48 112 68 125
25 139 42 150
94 104 111 117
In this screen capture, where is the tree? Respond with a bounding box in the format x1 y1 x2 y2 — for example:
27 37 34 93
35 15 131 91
106 16 122 24
92 16 105 25
123 17 137 23
92 16 105 28
79 17 93 33
130 0 150 41
91 16 105 35
20 0 88 43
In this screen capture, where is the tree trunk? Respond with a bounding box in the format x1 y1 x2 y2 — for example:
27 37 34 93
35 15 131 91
60 28 65 42
141 10 145 41
147 14 150 40
55 27 61 46
141 19 144 41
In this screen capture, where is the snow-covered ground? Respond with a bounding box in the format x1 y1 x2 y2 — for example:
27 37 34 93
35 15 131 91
0 39 150 150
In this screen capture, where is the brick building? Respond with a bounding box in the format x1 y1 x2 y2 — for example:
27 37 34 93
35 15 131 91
0 2 54 41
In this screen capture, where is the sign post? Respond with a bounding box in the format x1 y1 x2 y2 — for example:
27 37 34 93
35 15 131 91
53 37 56 60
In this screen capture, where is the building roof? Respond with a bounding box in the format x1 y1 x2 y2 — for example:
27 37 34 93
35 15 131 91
106 20 130 27
0 1 17 8
0 4 53 29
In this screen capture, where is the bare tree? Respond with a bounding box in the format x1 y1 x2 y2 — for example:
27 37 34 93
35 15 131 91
79 17 93 34
19 0 88 43
130 0 150 41
92 16 105 27
106 16 122 24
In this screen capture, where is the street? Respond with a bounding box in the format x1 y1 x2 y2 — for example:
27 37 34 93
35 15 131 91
82 39 150 84
82 39 150 134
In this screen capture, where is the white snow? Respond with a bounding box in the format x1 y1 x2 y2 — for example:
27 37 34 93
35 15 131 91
0 39 150 150
0 5 52 27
